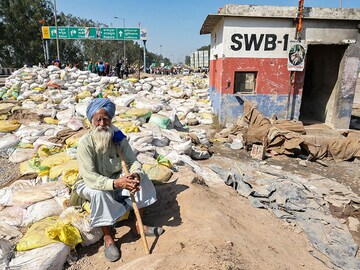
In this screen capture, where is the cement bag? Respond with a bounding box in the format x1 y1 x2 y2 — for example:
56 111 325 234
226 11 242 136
49 160 79 187
142 164 173 184
19 158 41 175
171 139 193 155
0 189 13 210
0 222 22 240
0 239 13 269
43 117 59 125
0 120 20 133
135 98 163 113
125 108 152 122
0 134 20 152
113 94 137 107
0 103 16 114
10 242 70 270
0 205 26 227
190 145 211 160
40 152 73 176
16 216 59 251
199 112 214 125
12 181 68 209
9 148 36 163
149 114 171 129
58 207 102 247
21 198 64 227
152 133 170 147
67 117 84 131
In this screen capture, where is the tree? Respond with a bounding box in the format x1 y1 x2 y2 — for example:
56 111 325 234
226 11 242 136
185 55 190 65
0 0 54 67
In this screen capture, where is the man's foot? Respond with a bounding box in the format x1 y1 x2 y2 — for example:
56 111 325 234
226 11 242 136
104 242 120 262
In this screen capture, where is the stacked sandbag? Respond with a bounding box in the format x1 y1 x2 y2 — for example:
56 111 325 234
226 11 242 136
0 67 214 268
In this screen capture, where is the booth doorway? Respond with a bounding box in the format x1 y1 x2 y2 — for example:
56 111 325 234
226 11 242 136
299 44 347 125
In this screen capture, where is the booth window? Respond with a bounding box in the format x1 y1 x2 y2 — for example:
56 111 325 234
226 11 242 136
234 72 256 94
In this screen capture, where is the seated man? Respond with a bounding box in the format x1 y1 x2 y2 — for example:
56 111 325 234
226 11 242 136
75 98 163 262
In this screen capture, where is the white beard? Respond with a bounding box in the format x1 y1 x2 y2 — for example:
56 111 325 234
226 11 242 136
92 124 114 154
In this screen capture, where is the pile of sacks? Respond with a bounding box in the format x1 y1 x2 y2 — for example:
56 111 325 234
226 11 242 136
0 66 214 269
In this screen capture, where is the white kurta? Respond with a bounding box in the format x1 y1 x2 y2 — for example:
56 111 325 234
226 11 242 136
76 131 156 227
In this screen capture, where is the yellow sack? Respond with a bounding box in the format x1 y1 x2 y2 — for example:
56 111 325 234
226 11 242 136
46 221 82 249
77 90 91 99
125 108 152 119
113 121 133 130
142 163 173 184
37 145 61 157
0 115 8 120
62 169 79 187
123 125 140 133
127 78 138 83
44 117 59 125
16 216 59 251
65 131 87 147
0 103 16 114
19 158 41 175
41 152 72 168
0 120 20 132
49 160 78 179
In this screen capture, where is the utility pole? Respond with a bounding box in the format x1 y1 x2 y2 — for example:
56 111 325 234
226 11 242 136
53 0 60 61
114 17 126 60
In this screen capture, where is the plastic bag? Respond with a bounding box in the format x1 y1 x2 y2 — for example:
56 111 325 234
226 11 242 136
16 217 59 251
46 221 82 249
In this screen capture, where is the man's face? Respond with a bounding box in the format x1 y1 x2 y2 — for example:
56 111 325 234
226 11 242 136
92 108 111 131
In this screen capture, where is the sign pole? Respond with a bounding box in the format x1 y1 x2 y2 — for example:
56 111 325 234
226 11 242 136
53 0 60 61
143 40 147 73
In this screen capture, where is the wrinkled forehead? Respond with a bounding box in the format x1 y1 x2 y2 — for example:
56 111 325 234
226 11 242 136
92 108 110 118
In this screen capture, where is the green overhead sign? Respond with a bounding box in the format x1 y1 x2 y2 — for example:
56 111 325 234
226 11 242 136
42 26 140 40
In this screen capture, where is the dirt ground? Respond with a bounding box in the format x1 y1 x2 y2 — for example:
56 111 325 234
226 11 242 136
63 131 360 269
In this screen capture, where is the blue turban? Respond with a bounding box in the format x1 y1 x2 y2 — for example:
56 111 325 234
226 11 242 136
86 98 116 121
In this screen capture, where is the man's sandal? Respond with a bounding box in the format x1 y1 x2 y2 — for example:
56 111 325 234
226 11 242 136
144 226 165 237
104 243 120 262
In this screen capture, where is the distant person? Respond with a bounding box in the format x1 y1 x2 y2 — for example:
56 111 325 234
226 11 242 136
98 61 105 76
87 61 93 72
52 59 61 68
115 60 122 78
105 62 110 76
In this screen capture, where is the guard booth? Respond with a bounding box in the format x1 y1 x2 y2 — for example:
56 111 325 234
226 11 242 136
200 5 360 129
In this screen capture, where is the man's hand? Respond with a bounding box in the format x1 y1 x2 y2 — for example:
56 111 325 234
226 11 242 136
113 173 140 194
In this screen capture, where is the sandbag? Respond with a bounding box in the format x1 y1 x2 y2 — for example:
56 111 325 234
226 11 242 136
0 120 20 133
21 198 64 227
11 242 70 270
149 114 171 129
142 163 173 184
58 207 103 247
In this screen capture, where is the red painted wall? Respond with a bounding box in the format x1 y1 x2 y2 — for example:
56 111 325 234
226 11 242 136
210 58 304 95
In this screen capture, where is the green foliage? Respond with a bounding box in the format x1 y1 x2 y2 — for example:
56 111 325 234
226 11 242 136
0 0 169 68
0 0 53 67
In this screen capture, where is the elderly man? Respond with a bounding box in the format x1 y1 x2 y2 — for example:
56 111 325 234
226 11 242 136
75 98 163 262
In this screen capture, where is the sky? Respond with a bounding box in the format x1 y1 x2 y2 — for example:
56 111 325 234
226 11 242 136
55 0 360 63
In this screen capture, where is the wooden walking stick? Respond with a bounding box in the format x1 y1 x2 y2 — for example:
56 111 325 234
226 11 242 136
116 146 150 255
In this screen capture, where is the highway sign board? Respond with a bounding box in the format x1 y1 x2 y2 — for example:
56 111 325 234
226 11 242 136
42 26 141 40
